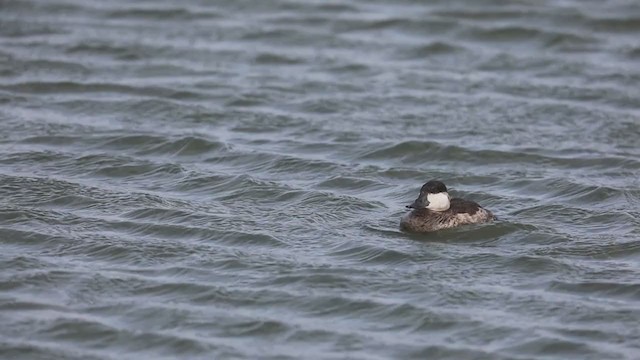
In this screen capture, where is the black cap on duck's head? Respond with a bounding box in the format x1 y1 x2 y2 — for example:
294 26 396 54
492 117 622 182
421 180 447 195
407 180 451 211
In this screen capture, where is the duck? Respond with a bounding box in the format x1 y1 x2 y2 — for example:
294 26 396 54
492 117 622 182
400 180 495 232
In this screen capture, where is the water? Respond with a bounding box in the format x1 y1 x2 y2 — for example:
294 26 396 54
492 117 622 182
1 0 639 359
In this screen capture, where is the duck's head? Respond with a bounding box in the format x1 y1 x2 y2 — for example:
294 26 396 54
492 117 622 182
406 180 451 211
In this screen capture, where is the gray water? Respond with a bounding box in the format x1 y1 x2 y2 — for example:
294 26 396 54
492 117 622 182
1 0 640 359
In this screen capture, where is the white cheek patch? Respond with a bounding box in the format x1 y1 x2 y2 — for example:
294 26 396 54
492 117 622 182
427 192 450 211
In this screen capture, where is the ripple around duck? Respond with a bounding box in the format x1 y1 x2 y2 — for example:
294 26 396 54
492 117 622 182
400 221 508 245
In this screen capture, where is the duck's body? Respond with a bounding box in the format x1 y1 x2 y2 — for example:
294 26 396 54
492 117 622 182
400 180 495 233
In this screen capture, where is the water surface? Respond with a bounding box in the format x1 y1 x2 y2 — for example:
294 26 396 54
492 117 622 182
1 0 640 359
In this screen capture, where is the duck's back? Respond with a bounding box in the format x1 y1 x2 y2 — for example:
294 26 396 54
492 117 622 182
448 197 486 213
449 197 495 222
400 198 495 233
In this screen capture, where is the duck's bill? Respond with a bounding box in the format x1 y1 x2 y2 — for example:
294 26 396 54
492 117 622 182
407 199 425 209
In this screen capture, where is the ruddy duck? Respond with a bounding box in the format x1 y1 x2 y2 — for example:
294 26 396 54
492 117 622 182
400 180 495 232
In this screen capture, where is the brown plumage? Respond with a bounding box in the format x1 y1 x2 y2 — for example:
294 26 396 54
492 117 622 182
400 181 495 233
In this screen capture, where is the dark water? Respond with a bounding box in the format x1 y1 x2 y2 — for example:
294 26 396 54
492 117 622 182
1 0 640 359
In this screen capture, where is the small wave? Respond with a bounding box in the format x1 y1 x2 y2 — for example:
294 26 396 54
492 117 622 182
589 16 640 33
408 41 468 56
97 135 228 157
327 243 415 265
1 82 203 101
91 161 184 179
105 7 220 21
463 25 545 42
316 176 384 193
66 41 159 61
549 280 640 301
336 17 457 34
356 140 640 170
500 337 606 359
253 53 304 65
0 20 62 38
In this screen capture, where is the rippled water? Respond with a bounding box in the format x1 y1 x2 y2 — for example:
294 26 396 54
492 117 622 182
1 0 640 359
